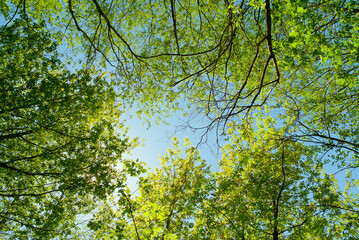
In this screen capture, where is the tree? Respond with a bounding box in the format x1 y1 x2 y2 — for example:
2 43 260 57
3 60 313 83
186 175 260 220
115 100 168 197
266 0 359 173
2 0 357 132
199 119 358 239
87 138 212 239
0 15 143 239
87 120 359 239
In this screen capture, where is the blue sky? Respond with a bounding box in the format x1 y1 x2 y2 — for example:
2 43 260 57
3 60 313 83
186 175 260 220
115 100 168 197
124 112 221 169
122 109 222 192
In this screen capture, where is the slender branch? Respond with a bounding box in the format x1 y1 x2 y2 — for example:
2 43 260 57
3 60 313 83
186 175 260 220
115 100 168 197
122 193 140 240
170 0 180 54
0 187 69 197
0 0 22 34
68 0 115 66
0 162 62 176
0 129 34 141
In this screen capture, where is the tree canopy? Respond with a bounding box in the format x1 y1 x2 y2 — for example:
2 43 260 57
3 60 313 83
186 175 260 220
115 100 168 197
2 0 358 128
86 124 358 239
0 14 145 239
0 0 359 239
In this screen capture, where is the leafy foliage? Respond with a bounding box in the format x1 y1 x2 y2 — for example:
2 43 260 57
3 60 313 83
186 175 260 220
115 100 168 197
0 1 359 239
87 125 358 239
204 120 357 239
0 15 140 239
90 128 357 239
88 138 212 239
2 0 357 130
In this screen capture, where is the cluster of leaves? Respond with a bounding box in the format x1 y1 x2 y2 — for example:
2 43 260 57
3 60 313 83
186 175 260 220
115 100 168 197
88 138 212 239
2 0 357 130
0 15 144 239
87 125 358 239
